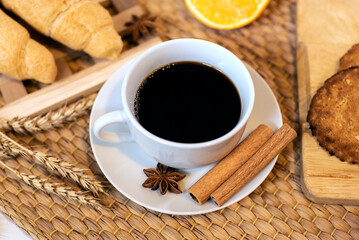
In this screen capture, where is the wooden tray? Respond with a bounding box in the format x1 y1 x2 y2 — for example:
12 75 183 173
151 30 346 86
297 0 359 205
0 0 162 119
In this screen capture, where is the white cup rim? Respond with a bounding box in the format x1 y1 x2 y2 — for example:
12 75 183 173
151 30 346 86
122 38 255 149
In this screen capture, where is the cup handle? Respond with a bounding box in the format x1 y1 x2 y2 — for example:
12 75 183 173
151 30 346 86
93 110 135 143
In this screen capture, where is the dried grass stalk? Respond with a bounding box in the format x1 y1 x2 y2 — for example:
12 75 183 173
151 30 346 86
0 93 96 134
0 154 101 207
0 131 104 196
0 147 19 159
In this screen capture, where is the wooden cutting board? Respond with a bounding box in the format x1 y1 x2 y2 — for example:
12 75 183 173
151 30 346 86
297 0 359 205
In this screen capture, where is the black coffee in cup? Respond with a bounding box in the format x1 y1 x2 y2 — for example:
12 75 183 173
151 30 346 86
134 61 241 143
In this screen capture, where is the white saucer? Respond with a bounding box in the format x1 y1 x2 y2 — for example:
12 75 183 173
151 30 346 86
89 60 282 215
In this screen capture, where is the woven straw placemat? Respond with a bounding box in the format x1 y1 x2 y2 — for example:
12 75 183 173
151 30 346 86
0 0 358 239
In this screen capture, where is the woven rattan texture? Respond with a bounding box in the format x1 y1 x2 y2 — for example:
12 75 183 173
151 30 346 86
1 0 359 239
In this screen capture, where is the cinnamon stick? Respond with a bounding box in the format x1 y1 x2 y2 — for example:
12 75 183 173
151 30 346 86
211 123 297 207
187 124 274 205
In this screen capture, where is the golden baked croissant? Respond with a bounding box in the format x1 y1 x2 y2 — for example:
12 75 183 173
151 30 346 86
0 9 57 83
1 0 123 60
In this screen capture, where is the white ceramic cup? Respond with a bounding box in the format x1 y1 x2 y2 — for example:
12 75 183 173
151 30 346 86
93 39 255 169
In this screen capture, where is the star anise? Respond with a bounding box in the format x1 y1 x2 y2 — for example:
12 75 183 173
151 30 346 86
142 163 185 195
120 13 157 42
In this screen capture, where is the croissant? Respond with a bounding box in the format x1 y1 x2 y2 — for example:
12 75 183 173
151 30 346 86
0 9 57 83
1 0 123 60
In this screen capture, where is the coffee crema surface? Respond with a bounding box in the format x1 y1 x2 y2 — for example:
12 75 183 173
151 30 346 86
134 61 241 143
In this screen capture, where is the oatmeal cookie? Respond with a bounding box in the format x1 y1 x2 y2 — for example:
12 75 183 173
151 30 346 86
307 67 359 164
338 43 359 71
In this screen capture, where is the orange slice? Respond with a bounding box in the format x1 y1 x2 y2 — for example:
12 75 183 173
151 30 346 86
184 0 270 30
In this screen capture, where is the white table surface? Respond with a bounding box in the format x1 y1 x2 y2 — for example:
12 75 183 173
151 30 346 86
0 213 30 240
